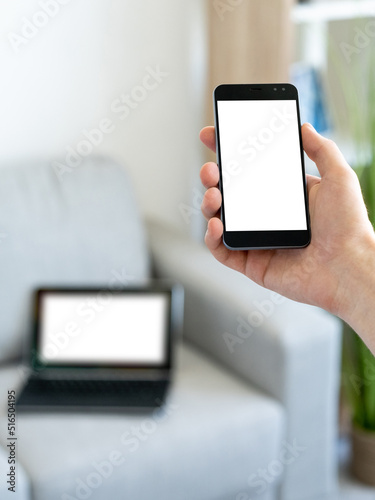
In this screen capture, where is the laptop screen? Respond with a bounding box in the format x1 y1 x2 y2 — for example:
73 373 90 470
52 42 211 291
33 288 174 369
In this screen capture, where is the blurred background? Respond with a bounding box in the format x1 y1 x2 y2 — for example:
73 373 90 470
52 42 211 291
1 0 374 236
2 0 375 499
0 0 206 238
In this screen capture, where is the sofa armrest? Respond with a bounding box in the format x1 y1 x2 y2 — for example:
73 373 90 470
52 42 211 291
147 220 342 500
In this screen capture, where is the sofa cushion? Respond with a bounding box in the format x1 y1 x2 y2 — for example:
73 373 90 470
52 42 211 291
0 343 285 500
0 156 150 362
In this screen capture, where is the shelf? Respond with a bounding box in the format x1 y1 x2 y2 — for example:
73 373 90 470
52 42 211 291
292 0 375 24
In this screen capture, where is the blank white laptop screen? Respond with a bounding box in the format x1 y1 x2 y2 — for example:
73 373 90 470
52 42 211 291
39 292 169 366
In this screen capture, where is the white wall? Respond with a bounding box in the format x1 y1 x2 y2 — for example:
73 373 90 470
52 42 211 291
0 0 207 234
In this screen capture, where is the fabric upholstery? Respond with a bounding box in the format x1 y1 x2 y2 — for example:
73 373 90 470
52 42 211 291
147 219 342 500
0 157 150 362
0 344 284 500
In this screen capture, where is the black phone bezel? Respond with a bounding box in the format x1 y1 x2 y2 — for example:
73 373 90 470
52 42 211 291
213 83 311 250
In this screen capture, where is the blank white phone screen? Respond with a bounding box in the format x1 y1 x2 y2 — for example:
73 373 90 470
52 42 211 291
217 100 307 231
39 293 168 365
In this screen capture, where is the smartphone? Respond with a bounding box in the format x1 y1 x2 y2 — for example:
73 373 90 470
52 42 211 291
213 83 311 250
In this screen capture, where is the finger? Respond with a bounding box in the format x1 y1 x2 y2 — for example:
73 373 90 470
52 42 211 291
302 123 351 178
200 161 219 188
199 126 216 153
201 187 221 221
205 218 247 275
205 217 225 253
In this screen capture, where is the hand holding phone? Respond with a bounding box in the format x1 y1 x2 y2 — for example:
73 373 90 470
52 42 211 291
213 83 311 249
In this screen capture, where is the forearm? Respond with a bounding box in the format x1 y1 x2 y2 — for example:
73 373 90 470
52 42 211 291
335 232 375 355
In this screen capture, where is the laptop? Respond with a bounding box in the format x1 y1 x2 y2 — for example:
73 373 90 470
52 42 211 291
16 284 182 411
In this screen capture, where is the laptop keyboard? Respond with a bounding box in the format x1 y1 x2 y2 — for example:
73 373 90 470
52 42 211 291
28 378 160 394
17 377 169 408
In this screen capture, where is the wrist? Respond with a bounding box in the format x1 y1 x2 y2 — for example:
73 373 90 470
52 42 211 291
335 229 375 352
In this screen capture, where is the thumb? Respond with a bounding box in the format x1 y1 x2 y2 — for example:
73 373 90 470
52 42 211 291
302 122 351 178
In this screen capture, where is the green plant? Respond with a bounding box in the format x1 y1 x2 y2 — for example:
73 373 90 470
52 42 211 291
342 325 375 430
329 24 375 431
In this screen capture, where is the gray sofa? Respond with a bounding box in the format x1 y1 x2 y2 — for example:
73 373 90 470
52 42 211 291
0 157 341 500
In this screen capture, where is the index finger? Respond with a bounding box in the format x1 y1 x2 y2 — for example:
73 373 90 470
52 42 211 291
199 126 216 153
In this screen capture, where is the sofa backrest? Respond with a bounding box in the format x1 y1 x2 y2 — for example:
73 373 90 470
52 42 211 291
0 156 150 362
